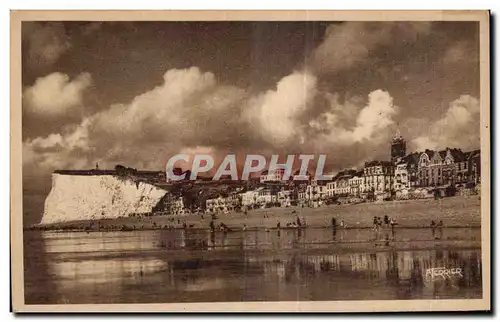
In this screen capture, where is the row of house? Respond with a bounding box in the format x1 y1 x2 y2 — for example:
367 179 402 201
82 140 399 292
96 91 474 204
154 134 482 214
205 186 292 213
301 148 481 203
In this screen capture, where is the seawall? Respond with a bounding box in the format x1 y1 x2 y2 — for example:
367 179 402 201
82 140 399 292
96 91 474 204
40 174 168 224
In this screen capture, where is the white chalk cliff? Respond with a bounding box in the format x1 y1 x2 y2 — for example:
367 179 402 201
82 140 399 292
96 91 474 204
41 174 168 224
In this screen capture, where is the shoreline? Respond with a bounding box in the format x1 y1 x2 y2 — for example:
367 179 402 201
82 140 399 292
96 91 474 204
30 195 481 233
26 224 482 233
26 234 481 258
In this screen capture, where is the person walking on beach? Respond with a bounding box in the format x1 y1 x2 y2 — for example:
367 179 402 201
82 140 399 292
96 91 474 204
276 220 281 229
436 220 444 240
430 220 436 239
390 217 397 240
296 216 302 228
384 215 389 228
373 216 378 231
373 216 381 241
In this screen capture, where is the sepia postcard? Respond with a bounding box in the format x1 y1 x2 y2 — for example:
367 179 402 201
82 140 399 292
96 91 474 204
10 10 490 313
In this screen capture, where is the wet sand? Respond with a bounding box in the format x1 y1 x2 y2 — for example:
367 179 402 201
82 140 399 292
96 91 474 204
23 228 482 304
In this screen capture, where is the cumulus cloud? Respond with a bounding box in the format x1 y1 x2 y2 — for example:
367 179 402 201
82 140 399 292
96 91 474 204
23 72 92 117
349 90 398 142
296 89 399 170
23 117 93 169
412 94 480 151
23 67 252 172
308 90 397 144
23 22 71 68
312 22 432 74
245 71 317 145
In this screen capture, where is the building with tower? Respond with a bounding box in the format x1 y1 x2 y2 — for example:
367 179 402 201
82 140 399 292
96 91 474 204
391 129 406 164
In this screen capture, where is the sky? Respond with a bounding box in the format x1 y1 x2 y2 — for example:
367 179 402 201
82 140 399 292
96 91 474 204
21 21 480 225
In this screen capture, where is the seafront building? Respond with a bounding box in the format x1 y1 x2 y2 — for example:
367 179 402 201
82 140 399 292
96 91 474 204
363 160 394 201
205 194 241 213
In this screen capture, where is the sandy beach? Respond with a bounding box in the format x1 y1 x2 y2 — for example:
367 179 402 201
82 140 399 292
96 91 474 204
33 195 481 232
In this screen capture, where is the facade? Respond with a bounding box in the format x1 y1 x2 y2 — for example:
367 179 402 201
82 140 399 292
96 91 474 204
417 148 466 188
455 152 470 185
277 189 293 207
205 195 241 213
468 150 481 184
406 152 420 188
298 187 307 204
305 182 327 201
333 169 356 196
348 171 365 197
240 190 259 207
256 187 277 205
394 152 420 193
326 181 335 197
169 196 188 215
394 161 409 192
363 161 394 200
394 153 420 199
417 150 433 187
302 181 327 207
334 175 351 196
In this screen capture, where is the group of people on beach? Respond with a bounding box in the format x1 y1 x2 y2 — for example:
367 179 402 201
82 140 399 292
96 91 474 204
331 217 347 229
372 215 397 232
276 216 306 229
209 220 232 233
430 220 444 239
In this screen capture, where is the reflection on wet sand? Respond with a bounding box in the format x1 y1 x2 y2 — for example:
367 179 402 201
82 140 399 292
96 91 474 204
24 229 482 304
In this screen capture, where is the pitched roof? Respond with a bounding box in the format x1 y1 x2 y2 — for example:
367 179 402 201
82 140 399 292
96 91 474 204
424 149 435 159
408 152 421 165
